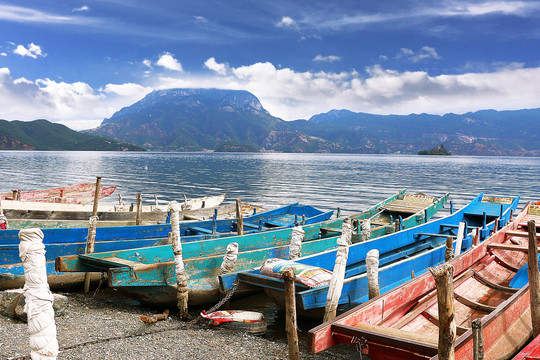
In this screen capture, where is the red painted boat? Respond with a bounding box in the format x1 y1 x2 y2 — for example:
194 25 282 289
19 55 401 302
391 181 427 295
513 333 540 360
309 203 540 360
0 182 117 204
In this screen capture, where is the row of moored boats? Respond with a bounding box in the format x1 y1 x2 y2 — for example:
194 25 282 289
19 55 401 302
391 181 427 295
1 182 540 359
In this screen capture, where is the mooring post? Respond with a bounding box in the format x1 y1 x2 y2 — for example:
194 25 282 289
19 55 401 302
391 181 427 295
429 263 456 360
283 268 300 360
445 236 454 262
367 249 380 299
84 176 101 293
472 318 484 360
235 198 243 235
323 219 352 322
528 219 540 338
12 189 18 201
289 224 305 260
19 228 59 359
136 193 142 225
169 201 189 320
473 228 480 247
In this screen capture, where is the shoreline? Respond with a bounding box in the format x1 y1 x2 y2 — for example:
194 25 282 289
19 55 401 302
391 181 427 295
1 288 356 359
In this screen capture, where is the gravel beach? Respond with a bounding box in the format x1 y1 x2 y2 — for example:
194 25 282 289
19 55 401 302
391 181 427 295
1 288 357 360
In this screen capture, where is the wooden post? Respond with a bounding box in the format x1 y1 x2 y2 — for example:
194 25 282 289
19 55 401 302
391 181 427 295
411 270 415 279
235 198 243 235
429 263 456 360
136 193 142 225
445 236 454 262
366 249 380 299
283 268 300 360
84 176 101 293
12 190 18 201
118 193 123 205
472 318 484 360
323 219 352 322
91 177 101 215
18 229 59 359
527 219 540 338
473 228 480 246
169 201 188 320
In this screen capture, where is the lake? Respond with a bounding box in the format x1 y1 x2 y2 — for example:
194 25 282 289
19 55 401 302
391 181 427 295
1 151 539 213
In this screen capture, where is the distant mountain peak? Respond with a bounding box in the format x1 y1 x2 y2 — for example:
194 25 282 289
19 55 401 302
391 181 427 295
102 88 269 125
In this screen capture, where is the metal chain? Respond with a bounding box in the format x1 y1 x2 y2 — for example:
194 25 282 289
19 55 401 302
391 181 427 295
351 336 369 360
206 279 240 314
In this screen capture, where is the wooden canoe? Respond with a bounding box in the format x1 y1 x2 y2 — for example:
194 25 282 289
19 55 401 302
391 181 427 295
58 190 449 306
0 194 227 224
513 333 540 360
309 203 538 360
4 198 260 229
220 194 519 318
0 182 117 204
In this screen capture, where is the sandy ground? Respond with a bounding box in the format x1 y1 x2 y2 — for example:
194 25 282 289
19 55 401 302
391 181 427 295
0 288 358 360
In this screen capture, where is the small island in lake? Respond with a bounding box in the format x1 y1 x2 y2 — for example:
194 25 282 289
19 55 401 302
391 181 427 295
418 144 451 156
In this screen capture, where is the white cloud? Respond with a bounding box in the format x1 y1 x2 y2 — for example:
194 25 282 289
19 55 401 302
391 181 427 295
5 59 540 132
0 5 74 24
0 52 6 56
13 43 45 59
73 5 89 12
397 46 441 62
156 53 183 72
442 1 537 16
149 61 540 121
313 55 341 63
276 16 297 28
0 67 150 130
194 15 208 23
204 57 227 75
142 59 152 68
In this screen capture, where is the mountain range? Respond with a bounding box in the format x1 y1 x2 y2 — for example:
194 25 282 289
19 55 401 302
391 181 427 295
0 119 143 151
1 88 540 155
87 88 540 155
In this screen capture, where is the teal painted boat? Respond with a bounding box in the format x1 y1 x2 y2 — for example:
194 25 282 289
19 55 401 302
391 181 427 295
51 190 448 304
0 202 329 267
219 194 519 318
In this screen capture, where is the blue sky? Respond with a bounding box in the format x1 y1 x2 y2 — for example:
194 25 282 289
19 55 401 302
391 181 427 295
1 1 540 129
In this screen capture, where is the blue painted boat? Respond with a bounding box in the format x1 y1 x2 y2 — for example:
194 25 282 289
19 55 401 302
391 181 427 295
219 194 520 317
51 190 449 304
0 202 331 267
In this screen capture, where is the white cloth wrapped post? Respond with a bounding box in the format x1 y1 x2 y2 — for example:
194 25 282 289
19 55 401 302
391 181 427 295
366 249 380 299
169 201 189 319
220 242 239 274
19 228 58 360
288 225 305 260
323 218 353 322
361 219 371 242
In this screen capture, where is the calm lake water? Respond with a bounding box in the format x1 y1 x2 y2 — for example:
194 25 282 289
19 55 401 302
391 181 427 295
1 151 539 213
1 151 539 355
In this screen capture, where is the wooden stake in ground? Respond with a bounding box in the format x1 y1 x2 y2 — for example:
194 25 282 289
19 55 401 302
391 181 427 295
136 193 142 225
235 198 244 235
472 318 484 360
445 236 454 262
169 201 189 320
19 228 59 359
527 219 540 338
283 268 300 360
429 263 456 360
323 219 352 322
366 248 380 299
84 176 101 293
